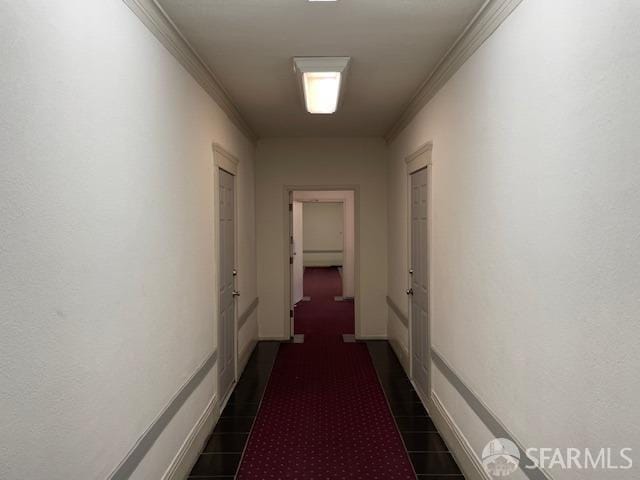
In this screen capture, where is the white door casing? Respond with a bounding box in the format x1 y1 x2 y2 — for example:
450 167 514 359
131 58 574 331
285 187 359 339
292 201 304 304
288 191 295 337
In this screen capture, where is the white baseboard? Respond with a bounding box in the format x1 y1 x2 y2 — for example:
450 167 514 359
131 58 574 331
385 342 487 480
428 392 489 480
161 395 219 480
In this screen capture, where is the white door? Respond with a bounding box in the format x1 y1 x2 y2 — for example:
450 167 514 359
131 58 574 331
288 192 295 337
292 201 304 304
218 168 236 403
410 167 429 394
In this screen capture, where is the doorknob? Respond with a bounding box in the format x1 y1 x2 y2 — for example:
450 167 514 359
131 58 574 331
232 290 240 297
233 269 237 276
406 288 414 296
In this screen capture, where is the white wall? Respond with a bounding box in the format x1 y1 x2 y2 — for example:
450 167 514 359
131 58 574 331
257 138 388 339
0 1 257 479
388 1 640 478
303 202 344 267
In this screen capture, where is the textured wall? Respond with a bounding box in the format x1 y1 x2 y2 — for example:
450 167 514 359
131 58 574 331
256 138 388 339
0 1 256 479
303 202 344 266
387 1 640 478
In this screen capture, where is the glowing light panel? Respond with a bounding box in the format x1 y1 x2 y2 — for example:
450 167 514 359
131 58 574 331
302 71 342 114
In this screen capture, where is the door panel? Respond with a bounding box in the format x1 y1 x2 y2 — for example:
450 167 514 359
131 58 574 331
410 167 429 394
218 169 235 403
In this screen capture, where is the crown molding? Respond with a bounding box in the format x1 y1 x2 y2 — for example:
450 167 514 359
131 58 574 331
384 0 524 143
122 0 258 143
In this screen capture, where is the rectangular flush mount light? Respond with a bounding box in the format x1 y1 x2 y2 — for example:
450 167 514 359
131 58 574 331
293 57 350 114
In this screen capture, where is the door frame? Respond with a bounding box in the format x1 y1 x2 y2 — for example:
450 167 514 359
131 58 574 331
405 142 433 400
283 185 360 339
212 143 240 403
291 200 305 305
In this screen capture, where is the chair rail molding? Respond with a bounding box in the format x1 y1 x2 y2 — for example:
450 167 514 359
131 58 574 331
238 297 259 331
385 0 524 142
122 0 257 143
108 350 218 480
386 295 408 328
431 348 553 480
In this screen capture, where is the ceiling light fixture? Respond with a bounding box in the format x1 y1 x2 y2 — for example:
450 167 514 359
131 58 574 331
293 57 350 114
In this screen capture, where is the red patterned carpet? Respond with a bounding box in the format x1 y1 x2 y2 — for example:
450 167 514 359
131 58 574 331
294 266 354 337
236 267 415 479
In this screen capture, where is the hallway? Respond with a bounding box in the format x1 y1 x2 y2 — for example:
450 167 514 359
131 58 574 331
237 267 415 478
2 1 640 479
188 268 460 478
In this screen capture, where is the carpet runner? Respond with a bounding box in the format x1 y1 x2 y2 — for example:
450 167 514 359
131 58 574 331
236 267 415 479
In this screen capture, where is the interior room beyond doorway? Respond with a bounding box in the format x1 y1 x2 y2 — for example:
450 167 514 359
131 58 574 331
291 190 356 338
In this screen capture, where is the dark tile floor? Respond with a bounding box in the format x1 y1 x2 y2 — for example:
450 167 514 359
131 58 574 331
187 341 279 479
187 340 464 479
366 341 465 480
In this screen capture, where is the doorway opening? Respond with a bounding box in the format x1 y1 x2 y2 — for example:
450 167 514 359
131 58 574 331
287 189 357 341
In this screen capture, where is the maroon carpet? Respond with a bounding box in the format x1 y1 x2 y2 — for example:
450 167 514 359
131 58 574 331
294 267 354 337
236 267 415 479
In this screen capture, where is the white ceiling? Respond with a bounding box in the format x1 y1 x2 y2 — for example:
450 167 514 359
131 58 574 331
156 0 486 137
